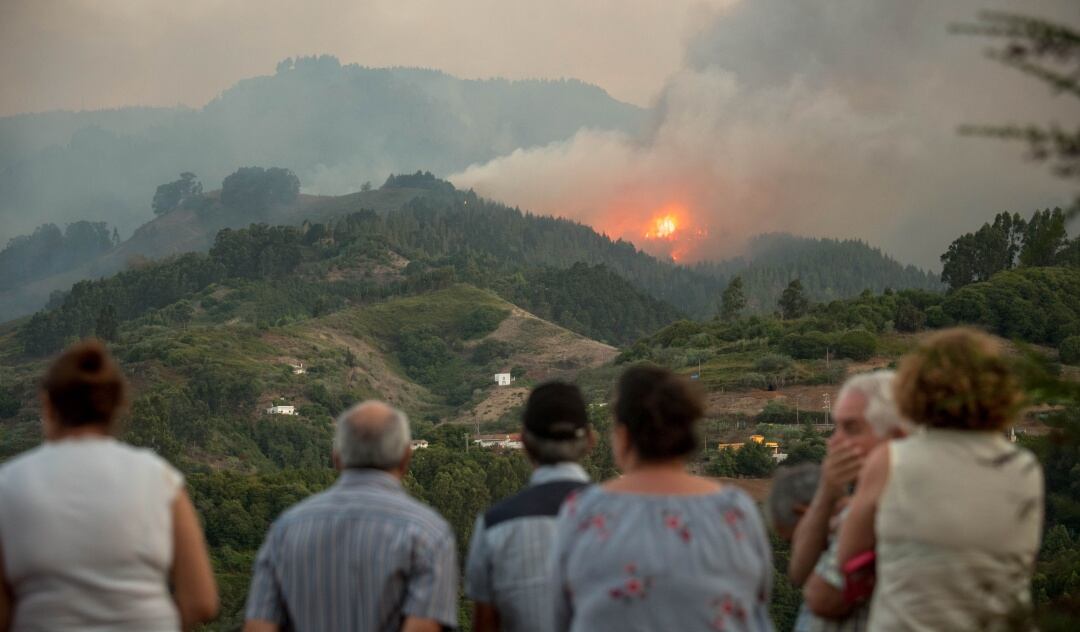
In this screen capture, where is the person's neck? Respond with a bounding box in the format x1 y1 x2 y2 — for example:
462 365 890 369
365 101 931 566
47 424 111 441
620 459 687 478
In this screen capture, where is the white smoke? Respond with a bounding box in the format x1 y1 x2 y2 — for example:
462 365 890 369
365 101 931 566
452 0 1077 267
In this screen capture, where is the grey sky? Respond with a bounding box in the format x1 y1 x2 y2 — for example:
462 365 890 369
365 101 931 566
2 0 1076 268
452 0 1079 266
0 0 721 116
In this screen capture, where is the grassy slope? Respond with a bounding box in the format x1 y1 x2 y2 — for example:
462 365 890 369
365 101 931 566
0 284 616 466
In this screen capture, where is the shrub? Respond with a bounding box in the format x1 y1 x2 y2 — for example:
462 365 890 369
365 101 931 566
779 332 831 359
834 330 877 361
1060 336 1080 366
924 305 954 329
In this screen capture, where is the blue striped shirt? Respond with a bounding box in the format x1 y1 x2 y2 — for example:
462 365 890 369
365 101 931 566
465 463 590 632
245 469 458 631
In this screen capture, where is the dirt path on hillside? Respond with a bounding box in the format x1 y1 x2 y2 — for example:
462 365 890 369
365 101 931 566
451 307 617 424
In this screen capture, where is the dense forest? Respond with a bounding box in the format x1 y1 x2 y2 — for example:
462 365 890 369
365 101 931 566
13 172 951 353
0 220 117 290
695 233 942 310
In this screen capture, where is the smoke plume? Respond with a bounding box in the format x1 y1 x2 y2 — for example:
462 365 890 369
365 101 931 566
451 0 1077 267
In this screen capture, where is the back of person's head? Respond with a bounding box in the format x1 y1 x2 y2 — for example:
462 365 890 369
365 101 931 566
837 370 913 438
522 381 590 465
896 327 1022 431
765 463 821 538
614 364 704 462
335 401 411 470
42 339 128 428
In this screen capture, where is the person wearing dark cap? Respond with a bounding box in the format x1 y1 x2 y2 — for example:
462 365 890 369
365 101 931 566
465 381 594 632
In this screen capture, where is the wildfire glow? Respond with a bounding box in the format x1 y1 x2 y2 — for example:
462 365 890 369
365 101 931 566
645 214 679 239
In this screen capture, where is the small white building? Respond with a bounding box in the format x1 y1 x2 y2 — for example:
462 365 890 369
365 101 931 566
410 439 430 450
494 373 513 386
290 362 306 375
266 405 297 416
472 433 523 450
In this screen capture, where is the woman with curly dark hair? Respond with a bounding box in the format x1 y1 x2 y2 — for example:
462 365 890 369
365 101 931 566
837 328 1044 631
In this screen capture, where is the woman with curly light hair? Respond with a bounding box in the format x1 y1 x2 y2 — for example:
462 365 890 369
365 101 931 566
837 328 1044 631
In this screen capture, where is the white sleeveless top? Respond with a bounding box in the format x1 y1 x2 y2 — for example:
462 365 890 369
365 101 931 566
871 429 1044 632
0 436 184 632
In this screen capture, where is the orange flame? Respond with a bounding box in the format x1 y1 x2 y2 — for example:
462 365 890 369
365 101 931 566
633 203 707 262
645 214 680 239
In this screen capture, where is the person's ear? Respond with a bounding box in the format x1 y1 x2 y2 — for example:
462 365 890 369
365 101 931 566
793 502 810 517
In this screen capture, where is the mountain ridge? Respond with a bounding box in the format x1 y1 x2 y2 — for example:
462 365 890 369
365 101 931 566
0 55 646 238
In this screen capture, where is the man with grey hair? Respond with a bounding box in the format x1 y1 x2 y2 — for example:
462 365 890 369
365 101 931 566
765 462 822 542
244 401 458 632
465 382 593 632
788 370 911 632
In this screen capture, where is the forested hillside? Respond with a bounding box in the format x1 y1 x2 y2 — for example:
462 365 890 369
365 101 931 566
695 233 942 310
0 55 646 238
2 171 944 324
2 199 1079 629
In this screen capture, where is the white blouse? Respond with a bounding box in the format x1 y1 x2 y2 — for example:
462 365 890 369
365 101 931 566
0 436 184 631
872 429 1044 632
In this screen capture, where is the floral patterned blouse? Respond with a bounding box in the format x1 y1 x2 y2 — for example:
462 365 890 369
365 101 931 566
550 485 774 632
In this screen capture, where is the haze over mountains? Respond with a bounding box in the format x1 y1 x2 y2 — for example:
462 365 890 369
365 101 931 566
0 55 645 239
0 169 940 325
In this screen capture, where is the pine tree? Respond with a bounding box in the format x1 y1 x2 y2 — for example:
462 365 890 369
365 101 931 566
778 279 809 320
95 304 119 342
720 276 747 320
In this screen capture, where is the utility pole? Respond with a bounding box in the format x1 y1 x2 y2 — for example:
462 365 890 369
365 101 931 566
464 433 469 452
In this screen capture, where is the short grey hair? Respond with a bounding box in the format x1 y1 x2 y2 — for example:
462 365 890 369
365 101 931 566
765 463 821 532
838 370 914 437
334 401 411 470
522 429 590 465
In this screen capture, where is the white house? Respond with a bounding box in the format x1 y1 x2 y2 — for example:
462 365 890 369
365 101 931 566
410 439 430 450
472 433 523 450
266 405 297 416
290 362 306 375
494 373 513 386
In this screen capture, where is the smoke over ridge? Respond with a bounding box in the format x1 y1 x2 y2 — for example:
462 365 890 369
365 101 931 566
451 0 1077 268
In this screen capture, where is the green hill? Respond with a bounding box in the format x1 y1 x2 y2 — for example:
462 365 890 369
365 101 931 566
696 233 943 311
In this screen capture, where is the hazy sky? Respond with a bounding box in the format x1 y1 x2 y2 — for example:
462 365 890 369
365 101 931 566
2 0 1077 268
452 0 1079 265
0 0 728 116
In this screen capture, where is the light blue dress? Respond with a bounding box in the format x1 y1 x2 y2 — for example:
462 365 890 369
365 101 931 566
551 485 775 632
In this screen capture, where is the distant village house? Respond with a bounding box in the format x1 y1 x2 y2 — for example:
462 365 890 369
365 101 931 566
472 433 523 450
266 404 298 416
494 373 513 386
716 434 788 463
410 439 429 450
289 362 306 375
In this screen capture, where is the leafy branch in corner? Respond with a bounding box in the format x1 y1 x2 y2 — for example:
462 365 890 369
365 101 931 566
952 11 1080 216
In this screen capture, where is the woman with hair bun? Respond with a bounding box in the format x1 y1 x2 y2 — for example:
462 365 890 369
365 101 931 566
550 365 774 631
0 340 218 631
837 328 1044 631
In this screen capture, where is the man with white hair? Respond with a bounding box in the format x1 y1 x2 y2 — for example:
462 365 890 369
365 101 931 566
244 401 458 632
788 370 912 632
